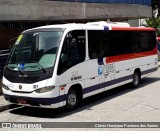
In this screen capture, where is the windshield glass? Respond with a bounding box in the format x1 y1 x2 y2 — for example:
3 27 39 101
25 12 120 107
7 30 63 71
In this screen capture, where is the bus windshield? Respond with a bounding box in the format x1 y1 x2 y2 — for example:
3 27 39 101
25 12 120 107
6 31 63 71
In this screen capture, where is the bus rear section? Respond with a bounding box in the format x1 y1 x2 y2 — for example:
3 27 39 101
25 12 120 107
2 22 158 110
83 26 158 99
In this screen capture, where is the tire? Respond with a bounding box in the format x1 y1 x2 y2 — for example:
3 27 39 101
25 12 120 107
65 88 79 111
132 72 140 88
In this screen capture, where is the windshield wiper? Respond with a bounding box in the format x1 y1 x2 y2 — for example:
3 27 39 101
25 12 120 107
36 62 46 73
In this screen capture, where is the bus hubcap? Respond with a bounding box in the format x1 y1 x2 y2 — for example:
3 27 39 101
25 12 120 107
68 92 77 106
133 75 139 85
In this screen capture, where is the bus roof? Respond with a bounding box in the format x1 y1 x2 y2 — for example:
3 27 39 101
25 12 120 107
23 21 155 33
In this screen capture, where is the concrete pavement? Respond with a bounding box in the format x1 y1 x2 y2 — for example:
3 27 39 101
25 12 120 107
0 80 16 112
0 95 12 112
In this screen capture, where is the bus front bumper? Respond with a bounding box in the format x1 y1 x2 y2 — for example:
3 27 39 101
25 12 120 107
3 94 66 108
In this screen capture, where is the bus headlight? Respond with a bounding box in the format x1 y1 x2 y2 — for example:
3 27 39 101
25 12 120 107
35 86 55 93
2 83 10 91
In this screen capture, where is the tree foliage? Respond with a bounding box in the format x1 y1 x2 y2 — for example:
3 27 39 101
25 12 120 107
145 1 160 36
146 18 160 36
146 18 160 28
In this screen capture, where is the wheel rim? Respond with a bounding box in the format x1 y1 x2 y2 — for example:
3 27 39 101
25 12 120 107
67 91 77 107
133 74 139 86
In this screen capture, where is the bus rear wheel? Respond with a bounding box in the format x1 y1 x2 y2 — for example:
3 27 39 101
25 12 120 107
65 88 79 111
132 72 140 88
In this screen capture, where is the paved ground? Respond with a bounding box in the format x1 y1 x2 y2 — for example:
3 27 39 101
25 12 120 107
0 68 160 130
0 95 10 112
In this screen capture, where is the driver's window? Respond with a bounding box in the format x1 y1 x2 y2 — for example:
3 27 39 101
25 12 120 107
57 30 85 75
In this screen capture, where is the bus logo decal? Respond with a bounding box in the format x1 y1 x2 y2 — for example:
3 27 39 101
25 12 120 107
19 85 22 90
98 66 103 75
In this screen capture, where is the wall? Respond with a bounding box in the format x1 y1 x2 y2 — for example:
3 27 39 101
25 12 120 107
0 0 152 21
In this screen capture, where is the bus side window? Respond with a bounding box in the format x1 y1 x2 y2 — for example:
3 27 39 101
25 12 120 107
57 30 85 75
88 30 109 59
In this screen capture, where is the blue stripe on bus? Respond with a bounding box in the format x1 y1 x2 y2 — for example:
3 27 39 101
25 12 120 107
104 26 109 30
141 67 158 76
4 67 158 105
98 57 104 65
83 75 132 94
83 67 158 94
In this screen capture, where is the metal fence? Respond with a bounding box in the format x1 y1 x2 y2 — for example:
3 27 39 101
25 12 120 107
49 0 151 6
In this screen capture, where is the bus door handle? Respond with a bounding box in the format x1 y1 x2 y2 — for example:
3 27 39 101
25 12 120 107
90 77 95 80
126 68 130 71
116 71 119 73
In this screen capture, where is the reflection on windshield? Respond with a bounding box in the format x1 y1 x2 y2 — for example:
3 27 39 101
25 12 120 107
7 31 63 71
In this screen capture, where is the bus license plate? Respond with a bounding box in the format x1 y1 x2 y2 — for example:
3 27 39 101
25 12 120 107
17 99 27 104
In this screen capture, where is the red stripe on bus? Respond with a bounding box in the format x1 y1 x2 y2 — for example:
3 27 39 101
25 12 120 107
112 27 155 31
105 48 157 63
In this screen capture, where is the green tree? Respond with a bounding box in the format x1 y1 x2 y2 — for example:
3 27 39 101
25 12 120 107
145 1 160 36
146 18 160 36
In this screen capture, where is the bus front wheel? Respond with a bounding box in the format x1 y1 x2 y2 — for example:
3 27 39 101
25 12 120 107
65 88 79 111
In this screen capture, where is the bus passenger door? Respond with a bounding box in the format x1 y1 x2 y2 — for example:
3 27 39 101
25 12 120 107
84 60 104 97
57 30 86 103
84 30 110 97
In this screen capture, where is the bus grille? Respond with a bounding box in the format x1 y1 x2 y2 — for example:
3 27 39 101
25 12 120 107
5 74 40 83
